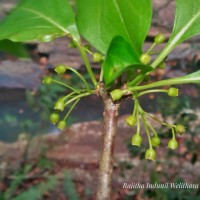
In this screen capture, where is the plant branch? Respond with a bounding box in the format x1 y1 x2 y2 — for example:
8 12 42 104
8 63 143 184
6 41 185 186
75 41 97 87
126 70 200 92
96 83 120 200
99 67 104 82
64 91 93 106
52 79 79 93
64 98 80 120
65 66 91 91
141 112 152 149
138 89 167 97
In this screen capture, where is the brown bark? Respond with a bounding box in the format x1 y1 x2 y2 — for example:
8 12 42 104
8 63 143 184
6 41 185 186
96 83 120 200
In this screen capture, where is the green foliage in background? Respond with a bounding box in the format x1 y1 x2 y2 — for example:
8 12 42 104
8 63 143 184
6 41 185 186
63 172 80 200
12 177 57 200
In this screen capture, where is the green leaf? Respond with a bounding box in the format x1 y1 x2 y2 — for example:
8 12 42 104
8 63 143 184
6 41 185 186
103 36 152 86
63 172 80 200
131 70 200 91
0 39 28 58
13 176 57 200
152 0 200 68
171 0 200 45
76 0 152 54
0 0 79 42
171 70 200 85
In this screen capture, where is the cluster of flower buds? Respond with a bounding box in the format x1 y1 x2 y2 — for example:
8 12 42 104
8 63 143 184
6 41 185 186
42 78 68 130
50 112 67 130
124 100 186 161
42 64 93 130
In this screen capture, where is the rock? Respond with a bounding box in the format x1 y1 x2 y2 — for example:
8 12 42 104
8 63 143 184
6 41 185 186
47 38 84 69
47 120 133 164
0 60 43 89
47 113 164 165
0 0 17 19
153 0 175 28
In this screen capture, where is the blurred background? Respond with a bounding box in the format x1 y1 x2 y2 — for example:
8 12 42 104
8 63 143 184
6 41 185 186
0 0 200 199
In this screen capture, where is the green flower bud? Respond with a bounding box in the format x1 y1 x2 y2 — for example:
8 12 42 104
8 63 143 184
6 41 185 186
50 113 59 124
168 139 178 150
126 115 137 126
110 89 123 101
42 76 52 85
175 125 185 135
54 65 67 75
167 87 179 97
154 33 166 44
158 62 166 69
140 53 151 65
145 149 156 161
151 136 160 147
57 120 67 130
93 52 103 62
54 98 65 111
132 134 142 147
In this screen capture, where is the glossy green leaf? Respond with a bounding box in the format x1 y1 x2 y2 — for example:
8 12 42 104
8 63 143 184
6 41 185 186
76 0 152 54
103 36 152 86
132 70 200 91
0 0 79 42
152 0 200 68
0 39 28 58
168 70 200 85
171 0 200 45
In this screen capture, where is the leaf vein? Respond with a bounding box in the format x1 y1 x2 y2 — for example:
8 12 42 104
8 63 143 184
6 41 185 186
21 7 68 34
